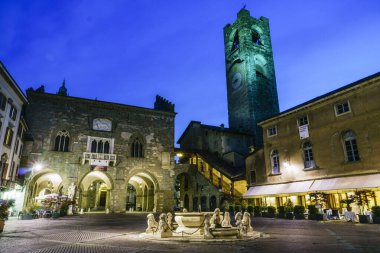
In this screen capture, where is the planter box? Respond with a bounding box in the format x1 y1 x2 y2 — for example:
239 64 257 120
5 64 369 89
372 216 380 224
294 214 305 220
278 213 285 219
52 212 60 219
308 214 317 220
316 213 327 221
358 215 370 223
286 213 294 220
21 214 34 220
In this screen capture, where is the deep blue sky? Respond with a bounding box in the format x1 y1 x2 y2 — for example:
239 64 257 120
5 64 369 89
1 1 380 144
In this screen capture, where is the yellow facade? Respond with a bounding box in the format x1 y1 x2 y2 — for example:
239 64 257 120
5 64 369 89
245 72 380 213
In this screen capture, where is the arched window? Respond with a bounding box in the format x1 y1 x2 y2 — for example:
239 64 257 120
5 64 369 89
231 31 239 51
303 142 315 168
343 131 360 162
270 150 280 174
252 30 263 45
91 140 97 153
104 141 110 154
54 130 70 152
131 138 144 158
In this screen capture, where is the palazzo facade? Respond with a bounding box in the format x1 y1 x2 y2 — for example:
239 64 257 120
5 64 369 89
22 86 176 213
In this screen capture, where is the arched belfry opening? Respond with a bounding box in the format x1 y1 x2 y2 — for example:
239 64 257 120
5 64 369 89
126 172 157 212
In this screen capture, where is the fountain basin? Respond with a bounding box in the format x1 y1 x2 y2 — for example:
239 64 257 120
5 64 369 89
174 212 207 235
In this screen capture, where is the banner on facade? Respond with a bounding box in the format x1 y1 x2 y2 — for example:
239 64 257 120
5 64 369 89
91 165 108 171
299 125 309 139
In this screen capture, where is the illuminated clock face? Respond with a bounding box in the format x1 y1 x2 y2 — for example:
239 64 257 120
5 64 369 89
93 118 112 131
232 72 242 90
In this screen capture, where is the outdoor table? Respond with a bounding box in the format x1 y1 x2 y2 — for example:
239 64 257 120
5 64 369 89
326 209 332 218
365 211 373 223
344 211 357 222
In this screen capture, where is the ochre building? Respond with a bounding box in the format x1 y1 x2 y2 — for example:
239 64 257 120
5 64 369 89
245 72 380 214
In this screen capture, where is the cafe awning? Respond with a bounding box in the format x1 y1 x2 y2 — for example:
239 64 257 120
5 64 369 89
244 174 380 198
309 174 380 192
243 180 313 197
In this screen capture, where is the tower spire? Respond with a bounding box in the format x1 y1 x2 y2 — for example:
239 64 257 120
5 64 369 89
57 78 68 96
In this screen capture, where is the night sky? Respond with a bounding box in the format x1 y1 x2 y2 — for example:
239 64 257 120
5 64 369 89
1 1 380 145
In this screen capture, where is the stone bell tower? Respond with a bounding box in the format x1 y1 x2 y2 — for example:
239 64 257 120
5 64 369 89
224 8 279 148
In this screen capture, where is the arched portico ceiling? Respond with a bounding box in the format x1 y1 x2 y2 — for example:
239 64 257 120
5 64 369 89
81 171 113 190
129 175 154 187
35 173 63 192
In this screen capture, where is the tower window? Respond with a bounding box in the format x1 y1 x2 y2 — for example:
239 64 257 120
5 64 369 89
343 131 360 162
54 130 70 152
231 31 239 51
252 31 263 45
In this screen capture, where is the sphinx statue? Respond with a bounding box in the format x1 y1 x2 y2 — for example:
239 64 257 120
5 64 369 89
240 211 253 235
221 212 232 227
146 213 158 234
210 208 222 228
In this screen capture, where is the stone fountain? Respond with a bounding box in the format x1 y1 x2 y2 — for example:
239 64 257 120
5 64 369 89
142 208 259 240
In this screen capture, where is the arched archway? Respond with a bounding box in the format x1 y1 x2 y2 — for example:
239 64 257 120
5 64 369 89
126 171 158 212
184 194 189 210
25 170 63 207
78 171 113 212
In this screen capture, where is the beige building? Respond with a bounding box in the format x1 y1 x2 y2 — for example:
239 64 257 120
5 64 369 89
0 62 28 211
245 72 380 213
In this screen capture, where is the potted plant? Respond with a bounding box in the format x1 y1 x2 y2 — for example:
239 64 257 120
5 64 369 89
340 195 355 212
277 206 285 218
372 206 380 224
307 205 318 220
0 199 15 233
267 206 276 218
284 199 294 219
247 205 254 216
253 206 262 217
354 190 375 223
241 199 248 213
294 205 305 219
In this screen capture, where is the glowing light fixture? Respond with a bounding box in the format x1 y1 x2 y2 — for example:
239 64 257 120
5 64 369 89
33 163 44 172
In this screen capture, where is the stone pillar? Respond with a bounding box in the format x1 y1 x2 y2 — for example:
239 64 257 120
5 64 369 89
105 190 111 209
94 183 101 209
81 190 88 209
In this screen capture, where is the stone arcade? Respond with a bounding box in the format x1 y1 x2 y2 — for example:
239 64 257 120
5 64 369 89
23 88 176 213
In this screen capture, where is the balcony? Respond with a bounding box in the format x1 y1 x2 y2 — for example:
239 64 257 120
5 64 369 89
82 152 117 167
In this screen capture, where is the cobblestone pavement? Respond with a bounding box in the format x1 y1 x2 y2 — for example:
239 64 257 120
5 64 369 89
1 213 380 253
